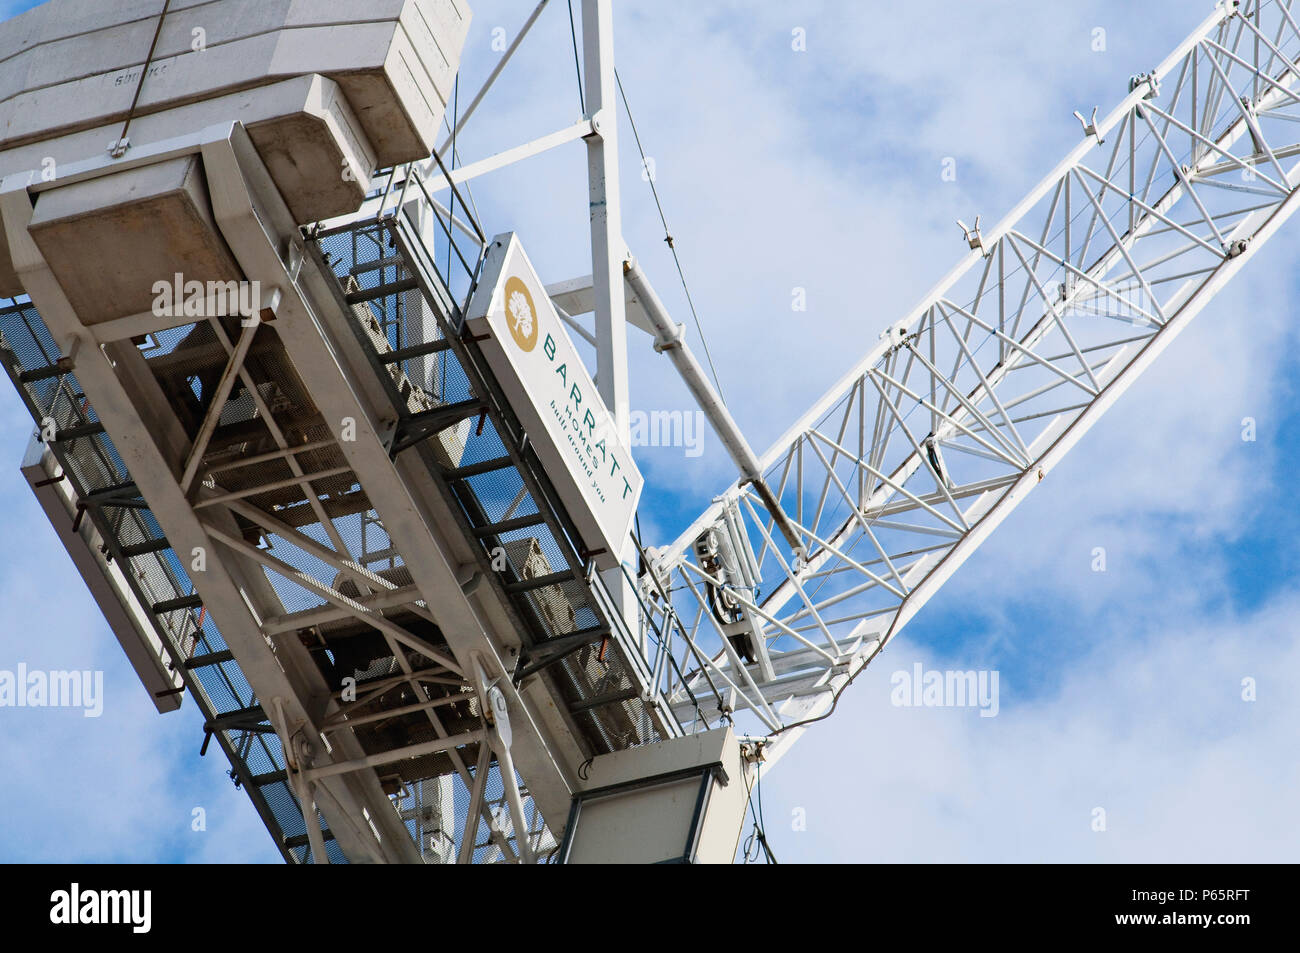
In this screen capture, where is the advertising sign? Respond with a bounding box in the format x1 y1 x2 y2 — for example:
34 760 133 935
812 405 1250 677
465 234 642 569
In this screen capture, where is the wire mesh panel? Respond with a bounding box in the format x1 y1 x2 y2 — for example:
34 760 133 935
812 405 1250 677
314 214 673 758
0 300 317 863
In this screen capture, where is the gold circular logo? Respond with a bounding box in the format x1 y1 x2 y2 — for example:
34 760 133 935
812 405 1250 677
503 276 538 352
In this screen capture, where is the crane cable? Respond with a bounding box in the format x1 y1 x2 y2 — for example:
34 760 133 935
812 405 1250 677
741 757 777 863
562 8 728 402
115 0 172 154
446 75 459 281
566 0 585 114
766 632 889 740
614 68 729 405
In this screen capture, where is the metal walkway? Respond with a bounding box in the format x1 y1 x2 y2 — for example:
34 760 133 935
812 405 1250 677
312 210 674 755
0 301 333 862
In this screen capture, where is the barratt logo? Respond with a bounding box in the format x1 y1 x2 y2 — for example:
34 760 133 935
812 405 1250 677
503 275 538 352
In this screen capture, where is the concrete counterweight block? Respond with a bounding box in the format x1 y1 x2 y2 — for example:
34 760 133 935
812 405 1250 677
241 75 375 224
28 154 243 325
0 0 473 297
0 0 471 165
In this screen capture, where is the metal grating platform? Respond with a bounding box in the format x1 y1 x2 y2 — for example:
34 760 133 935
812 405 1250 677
0 301 338 863
313 211 672 755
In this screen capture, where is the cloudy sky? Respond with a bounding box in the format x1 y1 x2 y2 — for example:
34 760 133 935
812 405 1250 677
1 0 1296 863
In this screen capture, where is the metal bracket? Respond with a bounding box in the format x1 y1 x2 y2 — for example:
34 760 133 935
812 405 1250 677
389 398 486 455
1129 71 1161 100
924 436 955 490
584 108 609 140
512 626 609 682
652 322 686 353
469 654 536 862
957 216 988 256
1073 107 1105 146
881 321 910 351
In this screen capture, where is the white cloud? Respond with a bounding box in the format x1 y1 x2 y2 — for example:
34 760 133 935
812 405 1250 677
0 410 278 862
761 587 1300 862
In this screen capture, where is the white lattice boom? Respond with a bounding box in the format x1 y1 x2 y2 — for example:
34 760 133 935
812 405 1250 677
643 0 1300 764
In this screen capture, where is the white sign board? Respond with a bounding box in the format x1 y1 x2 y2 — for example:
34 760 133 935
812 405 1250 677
465 234 642 570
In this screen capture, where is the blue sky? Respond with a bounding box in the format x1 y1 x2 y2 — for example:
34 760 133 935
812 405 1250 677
1 0 1298 862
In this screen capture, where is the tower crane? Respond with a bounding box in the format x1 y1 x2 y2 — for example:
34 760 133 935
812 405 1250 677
0 0 1291 862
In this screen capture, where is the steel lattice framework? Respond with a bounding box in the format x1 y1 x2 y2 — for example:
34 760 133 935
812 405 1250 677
639 0 1300 762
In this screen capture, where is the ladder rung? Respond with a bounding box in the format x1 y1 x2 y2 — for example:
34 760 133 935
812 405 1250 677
283 829 337 849
186 650 233 669
54 422 105 442
380 339 453 364
407 399 484 428
18 363 68 383
349 255 404 276
568 688 639 714
504 569 574 594
345 277 418 303
83 482 140 505
473 513 546 538
153 595 202 614
204 705 270 733
445 455 515 479
121 538 172 557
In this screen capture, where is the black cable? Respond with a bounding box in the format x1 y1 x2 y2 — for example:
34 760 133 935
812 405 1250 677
765 635 888 740
628 526 728 724
567 0 586 115
740 758 778 864
614 68 729 405
446 74 459 282
116 0 172 150
436 114 485 245
623 547 708 723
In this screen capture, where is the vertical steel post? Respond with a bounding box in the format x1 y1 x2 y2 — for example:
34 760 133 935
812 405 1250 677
581 0 636 626
581 0 630 442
